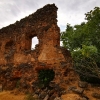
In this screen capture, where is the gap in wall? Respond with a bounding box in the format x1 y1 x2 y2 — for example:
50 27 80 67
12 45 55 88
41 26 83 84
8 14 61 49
31 37 38 50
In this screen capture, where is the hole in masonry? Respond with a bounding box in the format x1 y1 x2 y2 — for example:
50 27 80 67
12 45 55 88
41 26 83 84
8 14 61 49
38 69 55 88
31 37 38 50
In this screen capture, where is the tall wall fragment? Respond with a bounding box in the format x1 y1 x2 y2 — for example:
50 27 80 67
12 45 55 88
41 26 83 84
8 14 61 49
0 4 72 90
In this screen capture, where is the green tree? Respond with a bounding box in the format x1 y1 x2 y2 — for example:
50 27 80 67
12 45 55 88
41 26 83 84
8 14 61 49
71 45 100 83
61 7 100 51
85 7 100 51
61 7 100 83
61 22 89 51
61 24 74 50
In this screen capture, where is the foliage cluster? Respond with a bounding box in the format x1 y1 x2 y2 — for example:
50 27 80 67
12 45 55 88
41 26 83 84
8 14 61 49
38 69 55 87
61 7 100 83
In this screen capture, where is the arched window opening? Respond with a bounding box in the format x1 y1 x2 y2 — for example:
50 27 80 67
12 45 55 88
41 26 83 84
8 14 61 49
60 41 63 46
31 37 38 50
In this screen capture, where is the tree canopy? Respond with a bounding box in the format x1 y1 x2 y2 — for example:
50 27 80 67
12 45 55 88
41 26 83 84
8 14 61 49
61 7 100 51
61 7 100 83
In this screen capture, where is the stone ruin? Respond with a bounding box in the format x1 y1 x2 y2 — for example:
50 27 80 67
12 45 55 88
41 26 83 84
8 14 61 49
0 4 73 91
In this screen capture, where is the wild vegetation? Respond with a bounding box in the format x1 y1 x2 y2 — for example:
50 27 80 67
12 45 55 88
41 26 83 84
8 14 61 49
38 69 55 88
61 7 100 83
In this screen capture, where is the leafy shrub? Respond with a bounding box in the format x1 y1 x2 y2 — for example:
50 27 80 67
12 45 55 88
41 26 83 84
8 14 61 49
38 69 55 87
72 45 100 84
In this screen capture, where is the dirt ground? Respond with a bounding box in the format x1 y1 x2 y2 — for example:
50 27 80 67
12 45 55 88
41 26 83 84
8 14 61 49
0 91 25 100
0 91 99 100
0 83 100 100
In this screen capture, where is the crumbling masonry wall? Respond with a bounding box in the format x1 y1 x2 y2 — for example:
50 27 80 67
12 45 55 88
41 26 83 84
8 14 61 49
0 4 72 90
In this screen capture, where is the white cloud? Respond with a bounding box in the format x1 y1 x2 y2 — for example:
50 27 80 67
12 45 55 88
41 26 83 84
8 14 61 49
0 0 100 30
0 0 100 48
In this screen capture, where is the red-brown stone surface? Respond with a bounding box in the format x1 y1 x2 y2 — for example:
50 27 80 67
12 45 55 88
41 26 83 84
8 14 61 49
0 4 73 91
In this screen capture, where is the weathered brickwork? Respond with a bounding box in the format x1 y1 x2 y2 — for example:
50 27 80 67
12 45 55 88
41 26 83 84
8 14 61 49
0 4 73 91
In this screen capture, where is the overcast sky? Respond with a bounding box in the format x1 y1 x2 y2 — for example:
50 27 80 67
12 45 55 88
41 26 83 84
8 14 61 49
0 0 100 48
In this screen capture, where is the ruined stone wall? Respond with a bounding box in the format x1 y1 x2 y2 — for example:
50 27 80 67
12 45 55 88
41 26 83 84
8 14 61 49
0 4 65 65
0 4 73 91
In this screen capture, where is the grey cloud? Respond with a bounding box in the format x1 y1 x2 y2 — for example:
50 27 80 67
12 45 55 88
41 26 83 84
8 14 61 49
0 0 100 30
0 0 39 28
0 1 19 20
14 0 38 11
